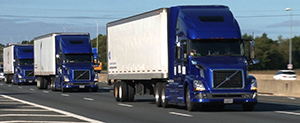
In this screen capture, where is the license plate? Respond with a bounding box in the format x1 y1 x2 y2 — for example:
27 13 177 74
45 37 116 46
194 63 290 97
79 85 85 88
224 99 233 104
28 80 33 83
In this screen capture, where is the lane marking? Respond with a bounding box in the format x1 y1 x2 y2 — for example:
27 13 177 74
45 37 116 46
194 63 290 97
84 98 94 101
43 91 50 93
61 94 69 97
8 85 12 87
1 95 104 123
0 114 68 117
18 87 22 89
30 88 35 91
2 121 89 123
169 112 193 117
287 97 296 100
0 109 48 111
118 103 133 108
275 111 300 116
0 83 3 85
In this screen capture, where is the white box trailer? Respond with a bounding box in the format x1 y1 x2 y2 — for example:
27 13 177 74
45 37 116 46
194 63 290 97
3 45 14 74
107 8 169 80
34 34 56 76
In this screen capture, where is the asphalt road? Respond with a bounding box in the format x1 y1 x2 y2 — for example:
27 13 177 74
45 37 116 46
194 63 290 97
0 82 300 123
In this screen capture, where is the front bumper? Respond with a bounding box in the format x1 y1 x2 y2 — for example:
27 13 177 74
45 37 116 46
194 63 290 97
62 82 98 89
191 92 258 105
17 78 36 84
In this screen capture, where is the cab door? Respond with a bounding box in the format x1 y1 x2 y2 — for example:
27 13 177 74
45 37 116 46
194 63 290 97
172 40 188 103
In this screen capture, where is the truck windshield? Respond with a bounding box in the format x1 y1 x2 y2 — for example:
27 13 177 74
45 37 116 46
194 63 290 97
190 39 244 57
19 59 34 65
64 54 93 63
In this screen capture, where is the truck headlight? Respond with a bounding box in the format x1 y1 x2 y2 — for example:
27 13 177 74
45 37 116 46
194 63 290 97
193 80 206 91
251 79 258 91
94 73 99 82
18 74 22 79
63 76 70 82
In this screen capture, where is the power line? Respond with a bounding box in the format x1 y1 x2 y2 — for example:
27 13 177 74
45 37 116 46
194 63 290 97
0 15 119 20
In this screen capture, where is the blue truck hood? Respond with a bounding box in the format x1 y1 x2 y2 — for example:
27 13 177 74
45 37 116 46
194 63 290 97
191 56 247 69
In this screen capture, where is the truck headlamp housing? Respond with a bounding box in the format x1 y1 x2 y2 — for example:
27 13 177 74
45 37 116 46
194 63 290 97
18 74 22 79
94 73 99 82
193 80 206 91
251 79 258 91
63 75 70 82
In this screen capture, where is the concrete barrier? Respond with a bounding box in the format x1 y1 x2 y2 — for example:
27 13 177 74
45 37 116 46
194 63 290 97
251 74 300 97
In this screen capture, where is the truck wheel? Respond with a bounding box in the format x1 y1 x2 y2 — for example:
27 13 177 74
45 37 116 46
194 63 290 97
43 77 48 89
186 86 197 111
127 82 135 102
242 104 254 111
114 82 120 101
119 81 128 102
161 83 169 108
51 77 57 91
92 87 98 92
37 77 44 89
155 82 162 107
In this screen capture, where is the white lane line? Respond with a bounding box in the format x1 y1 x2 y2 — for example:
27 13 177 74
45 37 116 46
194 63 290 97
0 114 68 117
0 109 48 111
169 112 193 117
84 98 94 101
43 91 49 93
1 95 104 123
287 97 296 100
61 94 69 97
0 83 3 85
118 103 133 108
8 85 12 87
275 111 300 116
2 121 89 123
18 86 22 89
30 88 35 91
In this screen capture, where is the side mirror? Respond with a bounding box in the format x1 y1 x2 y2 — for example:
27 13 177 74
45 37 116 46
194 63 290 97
249 41 259 65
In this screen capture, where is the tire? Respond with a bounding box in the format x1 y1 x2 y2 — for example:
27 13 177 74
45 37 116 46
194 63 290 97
155 82 162 107
92 87 98 92
242 104 255 111
43 77 48 89
114 82 120 101
51 77 57 91
161 83 169 108
119 81 128 102
37 77 44 89
127 82 135 102
186 85 197 111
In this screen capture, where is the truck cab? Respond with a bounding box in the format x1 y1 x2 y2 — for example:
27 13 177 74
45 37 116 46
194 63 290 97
166 6 258 111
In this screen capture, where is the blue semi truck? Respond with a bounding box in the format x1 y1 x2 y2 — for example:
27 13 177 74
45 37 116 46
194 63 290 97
34 33 98 92
107 5 258 111
3 44 36 85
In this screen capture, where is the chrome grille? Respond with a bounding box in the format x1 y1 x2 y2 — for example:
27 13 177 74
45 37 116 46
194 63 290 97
25 70 34 77
213 70 244 89
73 70 90 80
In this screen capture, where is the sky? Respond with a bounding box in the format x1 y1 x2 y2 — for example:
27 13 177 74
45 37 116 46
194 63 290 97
0 0 300 44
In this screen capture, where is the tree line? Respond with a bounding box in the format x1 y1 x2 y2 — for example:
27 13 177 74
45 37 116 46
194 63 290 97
1 33 299 71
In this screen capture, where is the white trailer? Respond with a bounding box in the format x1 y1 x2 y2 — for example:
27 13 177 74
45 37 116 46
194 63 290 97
107 8 169 102
107 8 169 80
3 46 14 75
34 34 56 76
